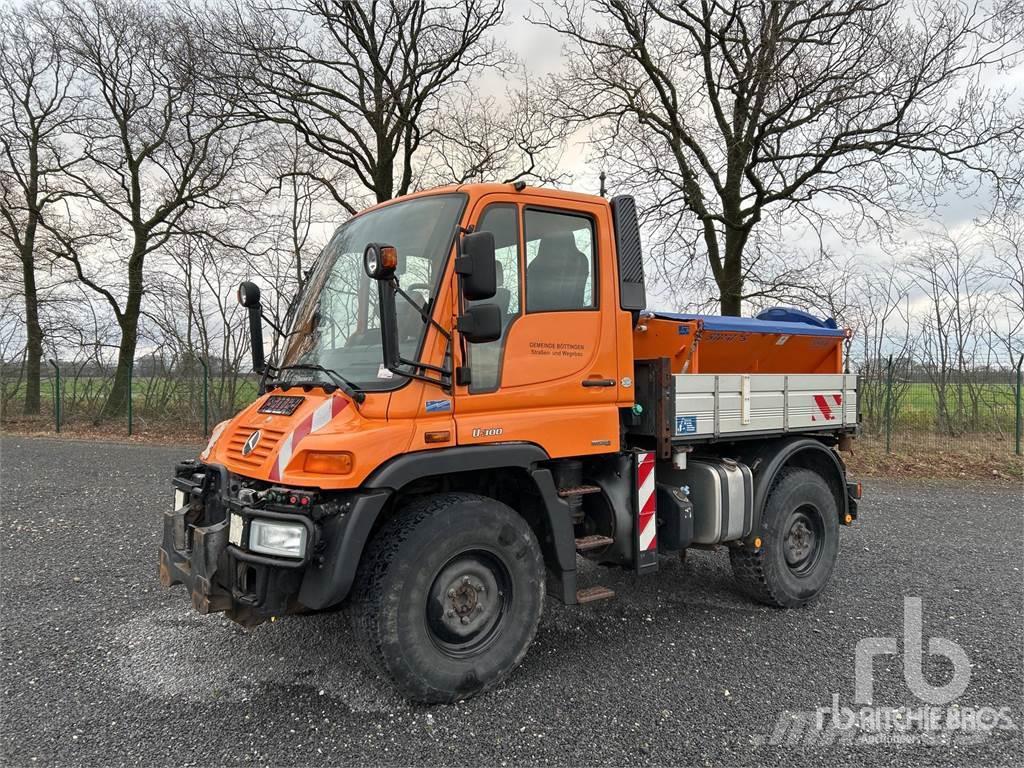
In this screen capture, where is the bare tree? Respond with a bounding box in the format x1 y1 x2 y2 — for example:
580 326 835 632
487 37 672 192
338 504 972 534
847 258 915 432
538 0 1024 314
908 227 992 433
0 0 80 414
218 0 558 210
255 126 339 294
423 77 570 187
0 290 28 416
52 0 250 418
153 230 253 421
985 208 1024 365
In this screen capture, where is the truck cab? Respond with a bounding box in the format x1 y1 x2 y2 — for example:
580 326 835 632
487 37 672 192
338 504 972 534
160 183 861 703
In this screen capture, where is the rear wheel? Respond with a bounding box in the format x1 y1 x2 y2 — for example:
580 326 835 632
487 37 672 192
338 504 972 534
730 468 839 607
349 492 544 703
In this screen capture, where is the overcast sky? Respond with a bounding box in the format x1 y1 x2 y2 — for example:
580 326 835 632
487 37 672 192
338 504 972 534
489 0 1022 243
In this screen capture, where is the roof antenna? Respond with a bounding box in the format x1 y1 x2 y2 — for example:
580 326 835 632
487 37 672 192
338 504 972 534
599 170 607 197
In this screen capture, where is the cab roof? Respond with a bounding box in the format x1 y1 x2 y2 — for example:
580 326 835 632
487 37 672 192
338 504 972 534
357 183 609 218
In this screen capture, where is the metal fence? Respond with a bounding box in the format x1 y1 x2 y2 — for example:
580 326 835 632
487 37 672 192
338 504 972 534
856 356 1024 457
3 356 1023 456
1 357 257 438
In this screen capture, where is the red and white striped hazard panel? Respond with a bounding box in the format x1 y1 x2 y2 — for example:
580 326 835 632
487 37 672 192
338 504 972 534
811 393 843 422
269 396 348 481
636 451 657 552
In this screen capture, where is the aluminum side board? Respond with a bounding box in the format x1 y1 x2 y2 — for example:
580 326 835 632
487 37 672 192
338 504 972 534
672 373 857 440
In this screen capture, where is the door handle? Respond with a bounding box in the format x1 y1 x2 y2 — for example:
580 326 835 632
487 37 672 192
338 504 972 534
582 378 615 388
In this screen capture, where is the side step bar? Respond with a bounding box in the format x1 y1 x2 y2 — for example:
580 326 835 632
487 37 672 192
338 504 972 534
573 535 616 604
558 484 602 498
576 585 615 603
575 534 614 552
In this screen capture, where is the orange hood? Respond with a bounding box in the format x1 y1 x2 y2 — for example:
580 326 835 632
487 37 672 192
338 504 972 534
201 389 415 489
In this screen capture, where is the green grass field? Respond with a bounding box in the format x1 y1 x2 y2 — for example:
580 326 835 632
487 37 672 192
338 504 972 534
890 381 1017 430
856 378 1020 448
4 373 1021 441
3 374 260 422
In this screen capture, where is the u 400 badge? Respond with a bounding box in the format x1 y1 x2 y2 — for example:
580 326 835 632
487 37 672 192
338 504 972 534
471 427 503 438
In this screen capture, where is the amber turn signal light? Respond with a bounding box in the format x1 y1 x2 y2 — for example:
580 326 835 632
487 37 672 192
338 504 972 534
303 451 354 475
379 245 398 271
424 430 451 444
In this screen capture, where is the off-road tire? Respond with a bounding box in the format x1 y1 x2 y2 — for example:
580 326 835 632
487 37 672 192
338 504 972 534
730 468 839 608
349 492 545 703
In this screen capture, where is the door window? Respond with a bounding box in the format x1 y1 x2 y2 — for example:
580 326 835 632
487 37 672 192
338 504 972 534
467 204 521 392
524 209 596 312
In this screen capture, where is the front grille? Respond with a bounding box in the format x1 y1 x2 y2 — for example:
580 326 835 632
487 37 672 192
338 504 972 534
226 425 286 470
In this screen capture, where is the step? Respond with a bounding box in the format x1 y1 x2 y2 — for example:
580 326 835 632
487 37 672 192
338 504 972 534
576 585 616 604
575 534 614 552
557 484 602 498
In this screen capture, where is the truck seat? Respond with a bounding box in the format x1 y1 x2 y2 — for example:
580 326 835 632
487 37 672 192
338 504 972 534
526 232 589 312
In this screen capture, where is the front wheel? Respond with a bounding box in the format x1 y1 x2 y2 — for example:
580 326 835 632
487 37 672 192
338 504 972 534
349 493 545 703
730 468 840 607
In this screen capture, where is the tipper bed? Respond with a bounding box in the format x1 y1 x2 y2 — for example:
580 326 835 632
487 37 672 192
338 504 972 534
630 308 856 452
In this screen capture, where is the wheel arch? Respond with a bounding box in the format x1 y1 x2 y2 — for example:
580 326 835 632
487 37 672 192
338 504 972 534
737 436 849 543
302 443 577 610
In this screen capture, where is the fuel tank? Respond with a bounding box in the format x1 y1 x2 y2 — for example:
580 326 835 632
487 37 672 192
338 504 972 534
658 458 753 544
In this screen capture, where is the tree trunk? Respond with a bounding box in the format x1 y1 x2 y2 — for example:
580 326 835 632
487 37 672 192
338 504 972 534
717 228 746 316
20 140 43 416
101 312 140 420
101 241 146 419
20 231 43 416
375 158 394 203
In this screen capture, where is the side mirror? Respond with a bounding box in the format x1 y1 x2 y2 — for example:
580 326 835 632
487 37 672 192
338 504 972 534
457 303 502 344
456 231 497 300
237 281 265 372
364 243 398 280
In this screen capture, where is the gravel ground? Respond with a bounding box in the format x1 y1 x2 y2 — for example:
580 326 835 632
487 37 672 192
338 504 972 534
1 435 1021 768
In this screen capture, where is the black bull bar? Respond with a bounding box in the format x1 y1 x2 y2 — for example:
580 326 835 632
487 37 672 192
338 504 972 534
159 460 388 626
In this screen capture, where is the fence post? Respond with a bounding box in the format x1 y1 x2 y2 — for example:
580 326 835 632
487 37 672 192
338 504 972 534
885 355 893 455
1015 354 1023 457
199 356 209 436
48 359 61 433
127 358 133 437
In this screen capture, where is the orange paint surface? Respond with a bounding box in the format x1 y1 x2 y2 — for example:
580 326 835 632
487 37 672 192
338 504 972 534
202 183 845 490
633 318 843 375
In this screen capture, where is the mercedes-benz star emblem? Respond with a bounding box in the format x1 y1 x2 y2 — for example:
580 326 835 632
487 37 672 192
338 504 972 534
241 430 261 456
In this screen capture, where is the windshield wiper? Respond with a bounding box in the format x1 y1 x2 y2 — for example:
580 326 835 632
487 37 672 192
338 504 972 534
276 363 366 404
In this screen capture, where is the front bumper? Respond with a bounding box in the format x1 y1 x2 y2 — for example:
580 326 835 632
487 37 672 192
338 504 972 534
159 461 388 626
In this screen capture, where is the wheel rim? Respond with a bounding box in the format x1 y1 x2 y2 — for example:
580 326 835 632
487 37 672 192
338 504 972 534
425 549 512 659
782 505 825 576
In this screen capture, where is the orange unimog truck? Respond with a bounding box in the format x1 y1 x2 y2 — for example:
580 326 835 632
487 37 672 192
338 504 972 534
161 183 861 703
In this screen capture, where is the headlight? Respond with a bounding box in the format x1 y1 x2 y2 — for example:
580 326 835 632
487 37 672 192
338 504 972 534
248 519 308 559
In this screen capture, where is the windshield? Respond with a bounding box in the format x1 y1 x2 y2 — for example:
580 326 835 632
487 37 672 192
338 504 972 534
279 193 466 390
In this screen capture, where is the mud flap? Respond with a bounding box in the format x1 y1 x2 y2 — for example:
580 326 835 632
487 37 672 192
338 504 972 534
634 451 658 574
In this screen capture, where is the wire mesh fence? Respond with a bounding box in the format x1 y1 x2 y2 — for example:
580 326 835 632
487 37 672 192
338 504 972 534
856 356 1023 457
3 354 1023 457
1 357 258 438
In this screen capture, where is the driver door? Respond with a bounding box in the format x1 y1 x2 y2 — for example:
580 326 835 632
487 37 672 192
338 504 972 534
453 192 621 458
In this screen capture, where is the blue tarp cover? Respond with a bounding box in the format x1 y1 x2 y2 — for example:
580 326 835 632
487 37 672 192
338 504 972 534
653 307 845 338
